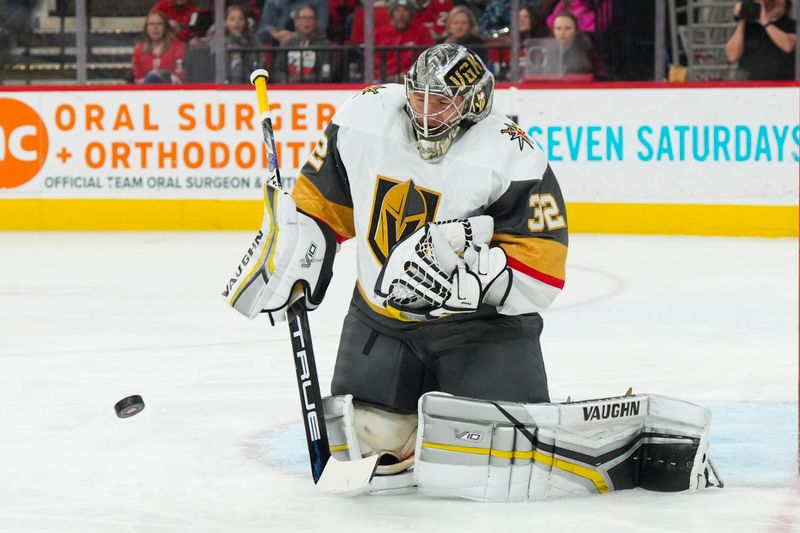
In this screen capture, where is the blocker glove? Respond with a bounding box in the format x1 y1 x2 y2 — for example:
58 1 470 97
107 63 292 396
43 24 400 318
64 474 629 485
222 183 336 322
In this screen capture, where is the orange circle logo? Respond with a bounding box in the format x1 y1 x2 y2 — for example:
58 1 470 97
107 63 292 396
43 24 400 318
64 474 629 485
0 98 49 188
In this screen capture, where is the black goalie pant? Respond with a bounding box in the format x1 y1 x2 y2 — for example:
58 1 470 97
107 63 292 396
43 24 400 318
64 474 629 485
330 304 550 414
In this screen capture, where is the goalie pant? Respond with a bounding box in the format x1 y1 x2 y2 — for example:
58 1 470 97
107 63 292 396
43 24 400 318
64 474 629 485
324 392 721 501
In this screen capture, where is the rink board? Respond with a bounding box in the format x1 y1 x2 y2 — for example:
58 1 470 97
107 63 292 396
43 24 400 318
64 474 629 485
0 83 798 236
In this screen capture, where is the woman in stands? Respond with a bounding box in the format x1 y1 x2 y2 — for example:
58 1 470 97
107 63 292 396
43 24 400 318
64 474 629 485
218 5 261 83
437 6 484 52
547 0 610 33
552 11 603 79
132 10 186 83
519 4 551 40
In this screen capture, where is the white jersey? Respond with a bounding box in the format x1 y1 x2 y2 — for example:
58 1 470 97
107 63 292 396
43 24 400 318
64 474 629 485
292 84 568 325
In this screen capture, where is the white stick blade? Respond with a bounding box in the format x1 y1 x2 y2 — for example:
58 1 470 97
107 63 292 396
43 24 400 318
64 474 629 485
316 456 380 496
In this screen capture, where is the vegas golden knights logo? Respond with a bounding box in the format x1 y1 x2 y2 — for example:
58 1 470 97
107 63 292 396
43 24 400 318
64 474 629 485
367 176 441 264
445 52 485 90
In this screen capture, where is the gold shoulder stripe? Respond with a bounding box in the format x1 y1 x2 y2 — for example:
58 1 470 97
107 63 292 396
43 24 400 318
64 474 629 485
492 234 567 285
292 174 355 241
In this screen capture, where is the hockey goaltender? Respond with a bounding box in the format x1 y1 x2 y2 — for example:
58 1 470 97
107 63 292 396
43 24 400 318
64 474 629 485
224 43 722 501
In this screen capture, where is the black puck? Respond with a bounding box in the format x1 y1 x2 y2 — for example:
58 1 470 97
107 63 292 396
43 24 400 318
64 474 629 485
115 395 145 418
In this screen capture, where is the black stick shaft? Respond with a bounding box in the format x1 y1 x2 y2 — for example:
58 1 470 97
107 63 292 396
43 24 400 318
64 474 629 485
252 70 332 484
287 300 331 483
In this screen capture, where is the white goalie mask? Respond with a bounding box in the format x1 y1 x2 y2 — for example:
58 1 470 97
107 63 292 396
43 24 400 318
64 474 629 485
404 44 494 159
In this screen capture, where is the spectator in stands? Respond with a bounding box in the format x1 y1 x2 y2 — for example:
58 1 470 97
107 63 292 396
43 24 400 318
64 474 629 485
437 5 485 59
482 4 548 79
273 4 335 82
503 4 551 77
132 11 186 83
232 0 263 30
328 0 358 42
520 3 551 40
182 5 261 83
348 0 391 44
725 0 796 80
374 0 434 81
183 0 263 42
256 0 328 45
552 10 602 78
546 0 609 33
151 0 199 42
219 5 262 82
416 0 454 39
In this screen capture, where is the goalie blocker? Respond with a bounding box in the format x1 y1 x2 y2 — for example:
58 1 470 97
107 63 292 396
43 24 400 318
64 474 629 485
324 392 721 501
222 183 336 321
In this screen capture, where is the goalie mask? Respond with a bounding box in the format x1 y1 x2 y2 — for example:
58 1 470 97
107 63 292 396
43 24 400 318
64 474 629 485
404 43 494 160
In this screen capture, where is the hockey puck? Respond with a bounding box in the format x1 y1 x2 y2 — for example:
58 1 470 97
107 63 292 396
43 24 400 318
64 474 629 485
115 395 145 418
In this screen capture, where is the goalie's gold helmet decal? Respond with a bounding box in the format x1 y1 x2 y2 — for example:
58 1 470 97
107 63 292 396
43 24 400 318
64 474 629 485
367 176 441 264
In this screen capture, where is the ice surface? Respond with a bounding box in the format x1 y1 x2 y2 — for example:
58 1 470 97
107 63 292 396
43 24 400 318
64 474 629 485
0 232 797 532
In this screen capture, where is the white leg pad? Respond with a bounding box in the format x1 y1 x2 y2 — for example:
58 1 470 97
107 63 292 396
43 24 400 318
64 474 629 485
415 392 717 502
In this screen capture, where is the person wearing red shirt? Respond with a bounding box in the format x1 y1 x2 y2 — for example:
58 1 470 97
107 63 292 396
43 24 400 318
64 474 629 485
347 2 390 44
414 0 452 39
150 0 199 42
374 0 434 81
328 0 358 42
132 11 186 83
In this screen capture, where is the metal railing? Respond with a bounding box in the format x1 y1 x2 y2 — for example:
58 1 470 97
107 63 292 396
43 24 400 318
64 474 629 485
4 41 592 85
4 0 795 85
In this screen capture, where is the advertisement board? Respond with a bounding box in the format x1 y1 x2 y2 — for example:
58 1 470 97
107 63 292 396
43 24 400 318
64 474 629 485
1 84 797 235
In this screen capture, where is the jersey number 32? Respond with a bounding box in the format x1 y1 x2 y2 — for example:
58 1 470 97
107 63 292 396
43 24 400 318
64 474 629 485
528 193 565 232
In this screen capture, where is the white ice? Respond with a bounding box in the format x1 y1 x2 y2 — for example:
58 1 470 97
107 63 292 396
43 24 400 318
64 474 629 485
0 232 797 532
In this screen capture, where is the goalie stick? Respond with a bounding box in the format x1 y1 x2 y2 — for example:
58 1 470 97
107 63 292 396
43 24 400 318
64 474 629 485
249 69 379 494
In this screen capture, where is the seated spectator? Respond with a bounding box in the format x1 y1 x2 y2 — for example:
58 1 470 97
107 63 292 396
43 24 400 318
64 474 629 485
521 3 552 39
208 4 262 83
189 0 263 38
273 4 335 82
150 0 199 42
256 0 329 45
552 11 602 78
374 0 434 82
132 11 186 83
725 0 796 80
437 5 485 58
546 0 609 34
485 4 548 79
328 0 359 42
347 0 390 44
415 0 453 39
233 0 263 30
